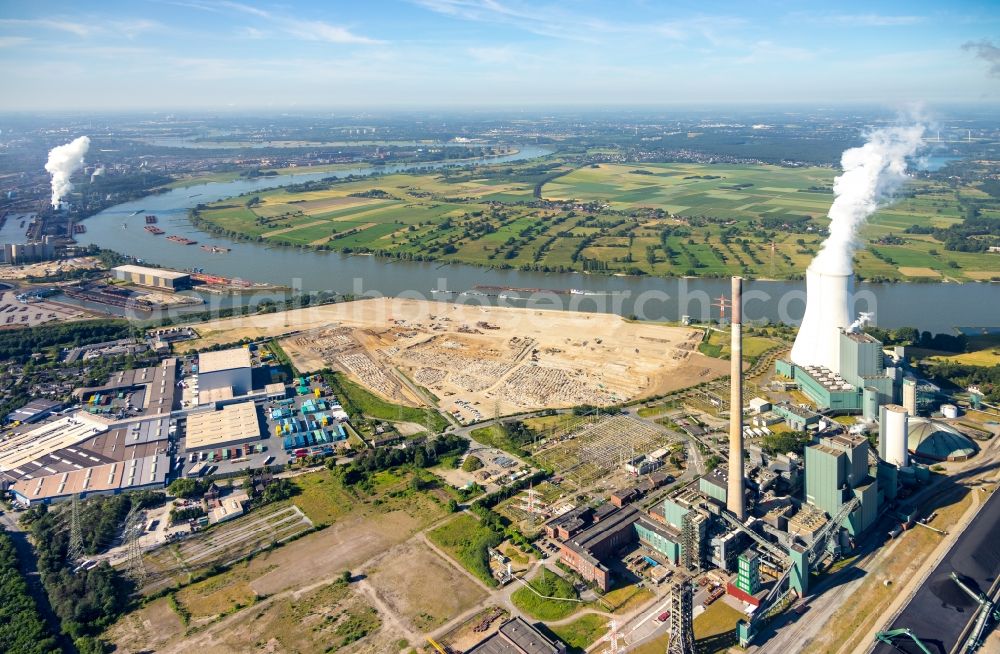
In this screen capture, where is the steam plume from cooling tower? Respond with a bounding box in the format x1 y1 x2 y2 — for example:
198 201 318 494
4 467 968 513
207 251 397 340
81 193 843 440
812 124 925 275
45 136 90 209
791 124 924 371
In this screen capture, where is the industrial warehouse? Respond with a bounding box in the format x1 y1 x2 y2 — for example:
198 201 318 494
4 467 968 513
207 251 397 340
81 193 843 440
0 412 170 504
0 344 355 506
112 264 192 290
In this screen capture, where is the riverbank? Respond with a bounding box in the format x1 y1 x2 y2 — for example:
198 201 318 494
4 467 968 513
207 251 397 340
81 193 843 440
185 158 1000 284
64 147 1000 333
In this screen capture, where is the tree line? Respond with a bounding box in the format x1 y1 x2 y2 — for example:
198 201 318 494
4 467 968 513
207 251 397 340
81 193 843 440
20 490 163 651
0 528 60 654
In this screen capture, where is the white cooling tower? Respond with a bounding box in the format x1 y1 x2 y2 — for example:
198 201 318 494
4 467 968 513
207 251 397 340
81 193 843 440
790 267 853 373
880 404 909 468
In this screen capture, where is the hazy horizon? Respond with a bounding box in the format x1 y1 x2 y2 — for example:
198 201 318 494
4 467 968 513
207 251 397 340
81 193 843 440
1 0 999 111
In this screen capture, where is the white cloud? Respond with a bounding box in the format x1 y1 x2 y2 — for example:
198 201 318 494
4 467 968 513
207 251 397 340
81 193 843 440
185 1 383 45
280 18 381 45
0 17 161 40
0 36 30 48
467 45 515 64
793 13 924 28
0 18 94 37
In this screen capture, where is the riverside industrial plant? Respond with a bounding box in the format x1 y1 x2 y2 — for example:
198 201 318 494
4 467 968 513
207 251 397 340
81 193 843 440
0 271 994 654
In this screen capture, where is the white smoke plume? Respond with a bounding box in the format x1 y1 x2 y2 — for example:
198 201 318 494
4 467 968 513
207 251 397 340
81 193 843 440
45 136 91 209
846 311 874 333
810 124 925 276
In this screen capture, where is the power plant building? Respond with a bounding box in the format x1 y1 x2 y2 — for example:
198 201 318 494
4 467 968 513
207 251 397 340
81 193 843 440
775 329 898 413
112 265 192 290
804 433 879 536
198 347 253 396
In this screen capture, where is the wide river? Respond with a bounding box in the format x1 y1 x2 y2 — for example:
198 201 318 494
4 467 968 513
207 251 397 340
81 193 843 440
51 147 999 332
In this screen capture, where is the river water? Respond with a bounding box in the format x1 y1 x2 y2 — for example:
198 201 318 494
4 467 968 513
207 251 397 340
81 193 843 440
41 147 1000 332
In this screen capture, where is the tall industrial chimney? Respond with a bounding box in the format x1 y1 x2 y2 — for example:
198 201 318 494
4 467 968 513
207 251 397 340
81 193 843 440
727 277 745 520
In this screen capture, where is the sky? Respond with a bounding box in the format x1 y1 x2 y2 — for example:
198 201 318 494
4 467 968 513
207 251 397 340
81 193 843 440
0 0 999 111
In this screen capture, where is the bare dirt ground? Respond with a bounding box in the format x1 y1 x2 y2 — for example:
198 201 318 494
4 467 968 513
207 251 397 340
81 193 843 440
0 255 102 280
181 298 725 418
366 540 489 632
109 475 448 653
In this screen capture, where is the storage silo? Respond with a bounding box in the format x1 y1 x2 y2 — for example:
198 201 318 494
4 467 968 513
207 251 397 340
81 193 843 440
863 386 879 422
902 377 917 416
940 404 959 419
879 404 909 467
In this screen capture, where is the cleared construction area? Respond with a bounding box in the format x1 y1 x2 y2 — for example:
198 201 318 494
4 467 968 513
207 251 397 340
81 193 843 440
180 298 726 419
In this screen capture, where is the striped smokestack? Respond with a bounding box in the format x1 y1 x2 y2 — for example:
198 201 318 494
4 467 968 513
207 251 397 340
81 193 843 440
727 276 745 519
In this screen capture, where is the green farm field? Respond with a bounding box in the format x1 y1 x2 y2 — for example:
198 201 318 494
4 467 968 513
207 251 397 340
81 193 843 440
191 158 999 281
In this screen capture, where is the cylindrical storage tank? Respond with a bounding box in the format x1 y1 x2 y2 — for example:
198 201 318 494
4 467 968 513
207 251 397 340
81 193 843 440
881 404 909 467
941 404 959 419
863 387 879 422
791 268 854 373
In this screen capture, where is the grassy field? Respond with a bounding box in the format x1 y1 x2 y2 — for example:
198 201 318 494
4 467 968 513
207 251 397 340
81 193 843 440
698 328 781 362
510 568 582 621
427 513 500 587
631 599 745 654
110 465 453 652
551 614 610 652
327 371 449 432
190 157 998 281
930 333 1000 367
470 423 530 457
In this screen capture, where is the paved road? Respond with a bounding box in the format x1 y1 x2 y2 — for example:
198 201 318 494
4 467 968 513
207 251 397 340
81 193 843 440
871 487 1000 654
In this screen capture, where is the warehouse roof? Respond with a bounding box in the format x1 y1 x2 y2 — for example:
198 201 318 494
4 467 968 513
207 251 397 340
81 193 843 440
10 453 168 503
186 401 260 450
112 264 190 280
0 412 110 474
6 398 62 424
199 386 234 405
74 358 178 416
467 618 564 654
199 347 252 374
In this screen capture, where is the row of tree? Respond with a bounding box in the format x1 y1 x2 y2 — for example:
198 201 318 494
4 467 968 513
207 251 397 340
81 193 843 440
0 320 133 363
0 528 60 654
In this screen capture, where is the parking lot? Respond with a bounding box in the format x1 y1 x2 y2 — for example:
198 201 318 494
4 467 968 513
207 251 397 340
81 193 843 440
0 290 89 326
